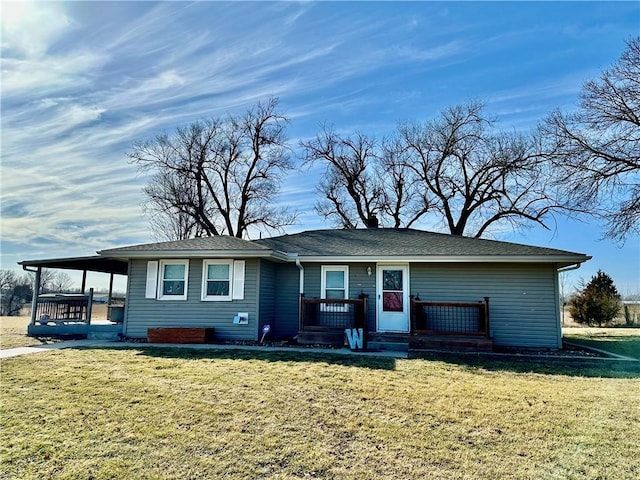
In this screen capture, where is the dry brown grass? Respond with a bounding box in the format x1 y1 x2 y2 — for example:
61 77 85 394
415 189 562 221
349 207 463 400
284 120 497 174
0 305 109 349
1 348 639 479
0 316 50 349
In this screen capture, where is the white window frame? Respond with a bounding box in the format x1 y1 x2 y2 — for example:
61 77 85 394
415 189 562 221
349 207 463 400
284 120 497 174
157 259 189 301
320 265 349 312
201 259 234 301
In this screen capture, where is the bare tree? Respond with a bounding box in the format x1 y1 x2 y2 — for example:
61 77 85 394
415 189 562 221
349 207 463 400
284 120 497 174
38 268 55 293
301 128 428 228
301 128 384 228
38 269 74 293
129 98 296 239
143 169 206 241
49 271 74 293
147 208 205 242
399 102 562 237
304 103 563 236
379 137 432 228
0 269 32 316
542 37 640 241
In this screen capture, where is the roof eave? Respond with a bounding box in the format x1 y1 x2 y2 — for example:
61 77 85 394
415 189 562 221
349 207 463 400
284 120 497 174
97 249 290 262
289 254 592 264
18 255 129 275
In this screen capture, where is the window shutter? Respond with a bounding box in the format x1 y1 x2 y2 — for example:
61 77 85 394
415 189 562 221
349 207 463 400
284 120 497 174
145 261 158 299
232 260 245 300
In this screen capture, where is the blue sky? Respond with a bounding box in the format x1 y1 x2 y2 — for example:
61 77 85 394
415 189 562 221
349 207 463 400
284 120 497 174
1 1 639 294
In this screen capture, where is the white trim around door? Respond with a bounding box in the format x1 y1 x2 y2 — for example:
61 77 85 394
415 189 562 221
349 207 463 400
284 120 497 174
376 264 410 333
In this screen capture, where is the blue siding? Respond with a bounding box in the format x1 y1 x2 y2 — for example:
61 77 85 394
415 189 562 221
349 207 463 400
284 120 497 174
300 261 561 347
124 257 561 348
410 263 561 348
124 258 259 340
272 262 300 338
258 260 276 335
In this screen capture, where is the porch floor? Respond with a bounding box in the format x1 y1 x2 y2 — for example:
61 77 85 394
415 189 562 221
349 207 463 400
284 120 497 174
27 321 123 340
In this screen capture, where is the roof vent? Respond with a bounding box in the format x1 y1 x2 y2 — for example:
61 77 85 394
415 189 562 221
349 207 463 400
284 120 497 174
366 215 379 228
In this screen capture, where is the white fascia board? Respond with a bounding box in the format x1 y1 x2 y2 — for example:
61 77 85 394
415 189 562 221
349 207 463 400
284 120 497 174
291 255 591 264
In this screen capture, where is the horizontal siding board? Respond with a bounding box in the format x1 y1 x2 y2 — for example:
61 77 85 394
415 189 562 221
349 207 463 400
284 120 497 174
125 258 259 340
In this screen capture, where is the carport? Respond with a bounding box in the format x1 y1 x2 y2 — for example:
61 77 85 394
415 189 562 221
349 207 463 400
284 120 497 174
18 256 128 338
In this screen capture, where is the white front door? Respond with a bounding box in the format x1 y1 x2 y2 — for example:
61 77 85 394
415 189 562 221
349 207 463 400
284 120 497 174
377 265 410 332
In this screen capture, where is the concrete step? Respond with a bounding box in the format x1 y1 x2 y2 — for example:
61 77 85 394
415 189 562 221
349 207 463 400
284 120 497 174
409 336 493 353
367 341 409 352
87 324 123 341
297 330 345 346
88 331 121 341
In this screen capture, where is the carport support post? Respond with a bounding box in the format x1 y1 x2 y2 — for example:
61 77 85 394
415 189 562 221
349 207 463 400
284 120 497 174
107 273 114 321
108 273 114 304
86 288 94 325
81 270 87 294
30 267 41 325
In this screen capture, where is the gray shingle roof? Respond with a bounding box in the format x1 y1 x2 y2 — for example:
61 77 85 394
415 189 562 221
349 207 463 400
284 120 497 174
99 228 589 263
100 235 270 255
255 228 588 259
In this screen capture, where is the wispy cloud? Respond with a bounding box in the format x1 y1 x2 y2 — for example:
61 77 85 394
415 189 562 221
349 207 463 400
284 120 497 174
1 1 72 57
1 1 638 289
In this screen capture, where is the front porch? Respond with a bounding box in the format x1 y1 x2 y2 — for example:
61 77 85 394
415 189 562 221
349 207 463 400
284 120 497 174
297 294 369 345
297 295 493 352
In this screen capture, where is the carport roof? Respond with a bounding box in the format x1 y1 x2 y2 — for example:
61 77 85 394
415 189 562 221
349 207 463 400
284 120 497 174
18 256 128 275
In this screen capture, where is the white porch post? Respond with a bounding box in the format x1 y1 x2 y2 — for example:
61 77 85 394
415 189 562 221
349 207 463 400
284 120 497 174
29 267 41 325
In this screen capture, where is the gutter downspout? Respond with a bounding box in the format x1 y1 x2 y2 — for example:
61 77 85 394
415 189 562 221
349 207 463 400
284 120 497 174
295 257 304 294
557 263 582 273
555 263 583 349
295 256 305 335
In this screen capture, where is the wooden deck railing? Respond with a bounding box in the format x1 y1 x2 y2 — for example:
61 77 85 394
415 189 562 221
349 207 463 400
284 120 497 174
299 294 368 332
33 290 94 325
411 297 490 337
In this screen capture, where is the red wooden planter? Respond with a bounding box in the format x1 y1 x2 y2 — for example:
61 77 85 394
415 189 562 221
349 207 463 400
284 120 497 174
147 327 215 344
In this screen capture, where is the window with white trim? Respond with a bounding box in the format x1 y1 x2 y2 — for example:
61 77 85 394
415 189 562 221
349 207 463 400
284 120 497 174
201 259 245 301
321 265 349 312
158 260 189 300
202 260 232 301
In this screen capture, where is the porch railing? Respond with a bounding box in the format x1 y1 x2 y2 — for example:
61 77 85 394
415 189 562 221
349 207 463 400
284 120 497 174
411 297 490 337
33 290 93 325
299 294 368 332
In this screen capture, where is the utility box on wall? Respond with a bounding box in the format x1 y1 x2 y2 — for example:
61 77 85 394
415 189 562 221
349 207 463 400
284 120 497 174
233 312 249 325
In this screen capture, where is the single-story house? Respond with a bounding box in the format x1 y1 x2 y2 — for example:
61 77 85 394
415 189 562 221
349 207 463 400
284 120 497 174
20 228 590 350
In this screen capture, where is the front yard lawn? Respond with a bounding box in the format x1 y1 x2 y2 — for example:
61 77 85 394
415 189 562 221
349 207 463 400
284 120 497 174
1 348 639 479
